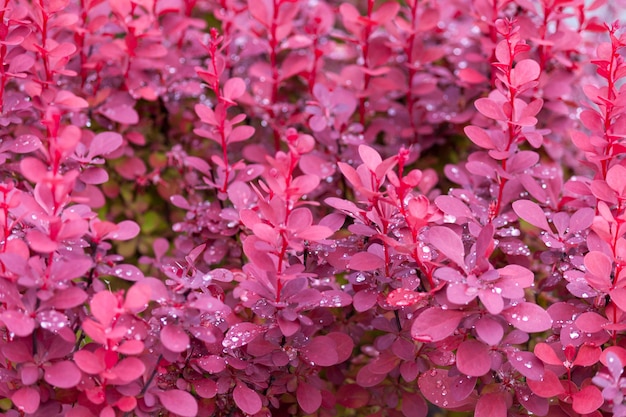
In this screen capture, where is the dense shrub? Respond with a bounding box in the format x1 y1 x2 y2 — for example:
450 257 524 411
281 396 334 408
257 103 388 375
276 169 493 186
1 0 626 416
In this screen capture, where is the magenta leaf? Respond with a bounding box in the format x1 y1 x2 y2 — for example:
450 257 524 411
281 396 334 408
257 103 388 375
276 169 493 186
157 389 198 417
233 383 262 415
301 336 338 366
512 200 551 231
223 77 246 101
475 98 507 120
527 369 565 398
464 125 494 149
502 302 551 333
73 350 105 375
348 251 385 271
90 291 117 326
161 324 190 353
411 308 463 342
418 368 473 409
87 132 123 159
513 59 540 86
456 340 491 376
112 357 146 383
572 385 603 414
475 392 507 417
336 384 370 408
1 310 35 337
428 226 465 268
223 322 264 349
44 361 82 388
297 382 322 414
12 387 40 414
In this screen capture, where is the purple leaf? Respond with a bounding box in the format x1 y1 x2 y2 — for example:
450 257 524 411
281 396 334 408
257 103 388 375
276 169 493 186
157 389 198 417
233 383 262 415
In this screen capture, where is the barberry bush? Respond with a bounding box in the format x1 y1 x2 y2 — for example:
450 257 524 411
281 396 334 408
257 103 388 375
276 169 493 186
1 0 626 416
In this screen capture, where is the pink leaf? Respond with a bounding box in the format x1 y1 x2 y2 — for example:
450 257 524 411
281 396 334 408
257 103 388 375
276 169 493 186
475 316 504 345
50 287 88 309
161 324 190 353
348 251 385 271
112 357 146 383
353 289 377 312
428 226 465 268
508 351 544 381
1 310 35 337
358 144 382 172
12 387 40 414
502 302 552 333
90 291 118 326
87 132 123 159
233 383 262 415
418 368 474 409
44 360 82 388
228 125 255 143
327 332 354 363
336 384 370 408
297 382 322 414
386 288 427 307
534 343 562 366
512 200 551 231
575 311 608 333
107 220 140 240
456 340 491 376
458 68 488 84
223 322 264 349
475 98 507 121
476 392 507 417
572 385 603 414
411 308 463 342
124 283 151 313
223 78 246 101
301 336 338 366
73 350 105 374
401 392 428 417
157 390 198 417
513 59 541 86
464 125 494 149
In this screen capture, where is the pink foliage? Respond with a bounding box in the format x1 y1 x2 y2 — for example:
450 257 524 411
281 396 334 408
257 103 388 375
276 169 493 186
1 0 626 416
